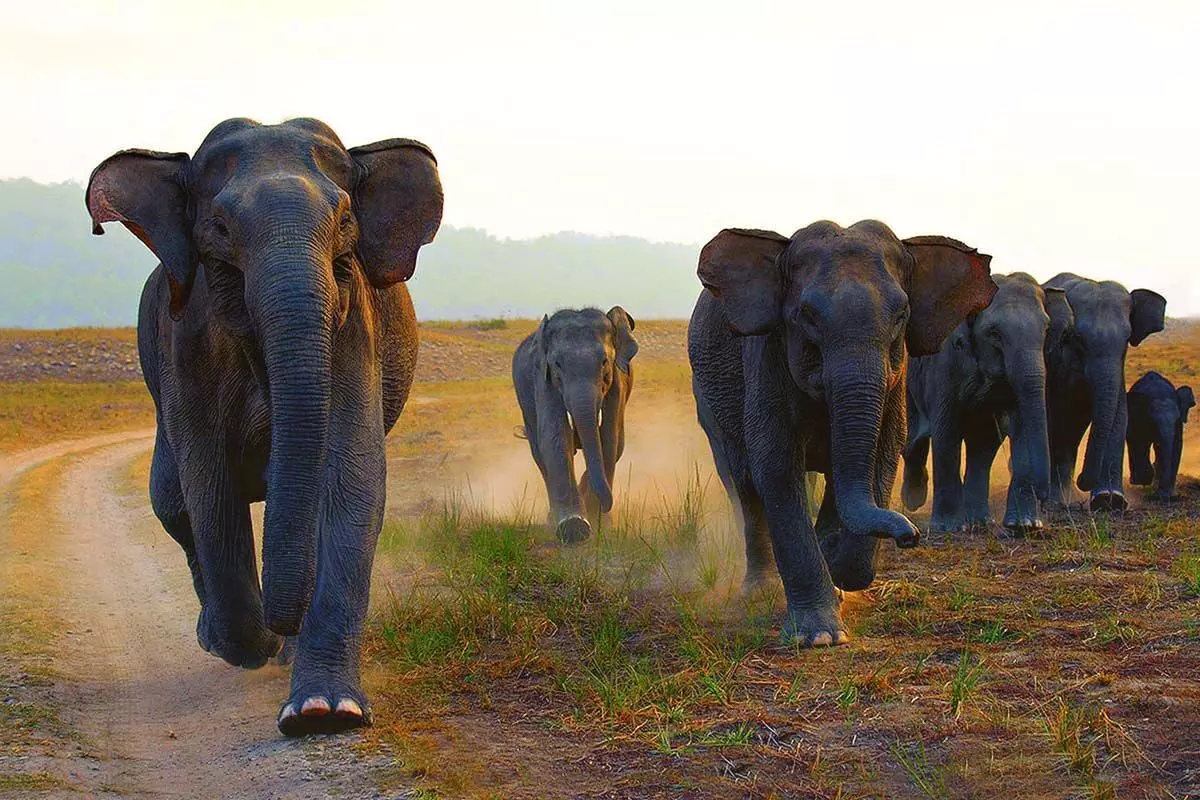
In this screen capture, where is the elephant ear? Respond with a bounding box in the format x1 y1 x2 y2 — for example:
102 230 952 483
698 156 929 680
606 306 638 373
1179 386 1196 423
349 139 444 287
86 149 195 319
1042 287 1074 351
902 236 997 357
1129 288 1166 346
697 228 789 336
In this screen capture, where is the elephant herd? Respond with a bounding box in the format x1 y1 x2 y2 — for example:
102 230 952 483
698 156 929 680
85 117 1191 736
515 222 1191 648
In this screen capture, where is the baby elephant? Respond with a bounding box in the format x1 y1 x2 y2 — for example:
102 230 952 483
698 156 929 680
1127 371 1195 501
512 307 638 542
903 273 1060 533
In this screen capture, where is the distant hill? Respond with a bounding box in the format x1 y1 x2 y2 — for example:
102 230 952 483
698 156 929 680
0 179 702 328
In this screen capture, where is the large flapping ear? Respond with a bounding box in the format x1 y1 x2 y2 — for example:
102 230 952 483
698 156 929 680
1179 386 1196 424
1129 288 1166 346
349 138 444 287
1042 287 1074 350
697 228 789 336
86 149 194 318
902 235 997 357
606 306 638 373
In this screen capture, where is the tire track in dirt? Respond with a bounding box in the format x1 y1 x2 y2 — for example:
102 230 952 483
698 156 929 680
2 434 398 799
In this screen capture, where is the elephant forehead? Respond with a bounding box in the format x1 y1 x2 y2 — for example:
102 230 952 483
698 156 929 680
190 123 355 194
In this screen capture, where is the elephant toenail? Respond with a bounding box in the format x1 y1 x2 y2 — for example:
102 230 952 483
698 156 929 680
334 698 362 718
810 631 833 647
278 703 297 723
300 697 331 716
833 630 849 645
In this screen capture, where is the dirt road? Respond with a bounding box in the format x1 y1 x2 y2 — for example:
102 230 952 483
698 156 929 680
0 432 398 799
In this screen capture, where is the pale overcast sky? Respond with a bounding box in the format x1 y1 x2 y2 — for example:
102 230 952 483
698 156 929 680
2 0 1198 311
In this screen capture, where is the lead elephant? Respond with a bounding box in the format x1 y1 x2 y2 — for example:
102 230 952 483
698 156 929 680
1043 273 1166 511
689 220 997 646
902 273 1059 533
86 118 443 735
512 307 638 542
1127 370 1194 501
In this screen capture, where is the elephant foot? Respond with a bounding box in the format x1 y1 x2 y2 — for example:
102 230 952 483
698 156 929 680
900 474 928 512
555 515 591 544
964 512 993 532
1002 513 1045 537
196 606 281 669
928 513 967 534
741 565 777 596
780 603 849 648
278 691 371 737
1089 491 1128 512
1149 491 1180 503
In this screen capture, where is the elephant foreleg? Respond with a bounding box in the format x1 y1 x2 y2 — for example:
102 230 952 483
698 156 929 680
1003 412 1044 532
279 383 386 736
535 383 588 542
744 383 844 646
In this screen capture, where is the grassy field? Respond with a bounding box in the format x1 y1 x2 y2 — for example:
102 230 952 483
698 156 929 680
1 319 1199 797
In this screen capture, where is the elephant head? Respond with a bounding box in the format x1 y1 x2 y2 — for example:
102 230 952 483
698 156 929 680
1044 274 1166 496
958 273 1056 501
698 220 997 542
538 306 638 513
85 118 443 635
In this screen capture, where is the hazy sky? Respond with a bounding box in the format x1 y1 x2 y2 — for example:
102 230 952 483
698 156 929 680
3 1 1199 312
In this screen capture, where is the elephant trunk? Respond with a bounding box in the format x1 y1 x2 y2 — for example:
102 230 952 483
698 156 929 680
254 246 336 636
825 353 888 535
1076 357 1124 492
564 385 612 513
1006 348 1051 501
1155 419 1180 496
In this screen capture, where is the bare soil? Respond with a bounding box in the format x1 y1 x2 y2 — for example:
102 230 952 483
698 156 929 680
0 433 399 799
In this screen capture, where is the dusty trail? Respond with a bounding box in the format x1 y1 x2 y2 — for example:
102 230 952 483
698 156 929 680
1 433 395 799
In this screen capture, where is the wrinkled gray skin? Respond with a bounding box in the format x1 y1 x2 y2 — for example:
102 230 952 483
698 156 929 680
902 273 1056 534
1043 273 1166 511
512 307 638 542
1127 371 1194 501
688 220 997 647
86 118 443 736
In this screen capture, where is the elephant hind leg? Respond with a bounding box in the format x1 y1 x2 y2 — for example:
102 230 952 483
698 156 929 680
901 432 930 511
149 425 204 605
739 488 774 593
695 390 772 591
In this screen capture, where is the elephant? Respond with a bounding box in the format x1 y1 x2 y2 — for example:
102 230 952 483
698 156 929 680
85 118 443 736
901 273 1058 534
688 220 997 646
1127 370 1194 501
1042 273 1166 511
512 307 637 543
